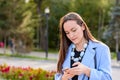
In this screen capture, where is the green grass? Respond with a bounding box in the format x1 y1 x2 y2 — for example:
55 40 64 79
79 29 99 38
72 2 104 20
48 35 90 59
111 52 117 59
0 75 6 80
48 49 59 53
33 48 59 54
0 53 56 61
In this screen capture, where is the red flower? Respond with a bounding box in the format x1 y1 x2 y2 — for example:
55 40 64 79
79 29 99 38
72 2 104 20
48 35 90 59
1 66 10 73
19 73 23 79
29 75 34 80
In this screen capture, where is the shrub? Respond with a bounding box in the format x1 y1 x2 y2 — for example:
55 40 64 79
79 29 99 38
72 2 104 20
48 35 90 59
0 64 56 80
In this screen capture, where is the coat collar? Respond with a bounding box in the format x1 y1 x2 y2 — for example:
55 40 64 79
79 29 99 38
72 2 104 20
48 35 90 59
62 40 98 71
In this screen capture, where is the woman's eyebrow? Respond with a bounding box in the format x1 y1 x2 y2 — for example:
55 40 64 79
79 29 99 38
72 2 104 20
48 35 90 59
64 27 76 32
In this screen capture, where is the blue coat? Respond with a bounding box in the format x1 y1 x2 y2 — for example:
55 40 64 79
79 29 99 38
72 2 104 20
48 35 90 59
55 40 112 80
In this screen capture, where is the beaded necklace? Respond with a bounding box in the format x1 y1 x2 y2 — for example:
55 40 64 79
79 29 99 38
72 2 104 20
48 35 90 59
71 43 88 62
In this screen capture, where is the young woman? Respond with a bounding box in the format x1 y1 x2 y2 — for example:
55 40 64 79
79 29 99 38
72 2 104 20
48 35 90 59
55 12 112 80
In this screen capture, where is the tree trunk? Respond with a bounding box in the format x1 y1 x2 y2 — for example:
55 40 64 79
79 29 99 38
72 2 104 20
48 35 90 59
35 0 46 50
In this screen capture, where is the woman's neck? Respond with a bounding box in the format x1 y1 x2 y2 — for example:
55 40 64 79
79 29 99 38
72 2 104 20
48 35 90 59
75 38 87 51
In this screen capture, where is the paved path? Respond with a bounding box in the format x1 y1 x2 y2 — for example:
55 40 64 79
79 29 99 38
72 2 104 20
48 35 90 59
0 48 58 71
0 56 57 71
111 60 120 80
0 48 120 80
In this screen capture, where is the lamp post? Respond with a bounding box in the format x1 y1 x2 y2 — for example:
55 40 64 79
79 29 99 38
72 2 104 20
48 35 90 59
44 7 50 58
25 0 29 3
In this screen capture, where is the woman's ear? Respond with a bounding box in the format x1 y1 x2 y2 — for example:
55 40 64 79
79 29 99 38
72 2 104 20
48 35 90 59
81 23 85 30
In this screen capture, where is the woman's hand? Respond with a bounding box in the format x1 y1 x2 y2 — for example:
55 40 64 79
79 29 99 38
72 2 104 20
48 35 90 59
62 68 75 80
66 62 91 77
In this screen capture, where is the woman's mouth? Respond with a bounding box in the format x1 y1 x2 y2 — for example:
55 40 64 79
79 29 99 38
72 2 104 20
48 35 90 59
71 38 77 41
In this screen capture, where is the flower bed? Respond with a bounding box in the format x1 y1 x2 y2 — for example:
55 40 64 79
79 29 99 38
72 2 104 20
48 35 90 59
0 64 56 80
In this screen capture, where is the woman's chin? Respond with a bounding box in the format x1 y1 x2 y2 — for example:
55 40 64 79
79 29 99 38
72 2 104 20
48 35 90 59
72 41 78 45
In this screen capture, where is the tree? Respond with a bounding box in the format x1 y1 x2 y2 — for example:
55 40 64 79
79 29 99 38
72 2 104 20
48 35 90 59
0 0 114 52
0 0 20 53
46 0 112 49
103 0 120 53
0 0 37 53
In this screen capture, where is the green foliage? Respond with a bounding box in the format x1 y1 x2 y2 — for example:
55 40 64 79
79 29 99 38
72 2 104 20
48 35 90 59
48 0 69 49
0 0 39 52
102 0 120 51
0 1 10 30
40 0 113 49
0 0 115 51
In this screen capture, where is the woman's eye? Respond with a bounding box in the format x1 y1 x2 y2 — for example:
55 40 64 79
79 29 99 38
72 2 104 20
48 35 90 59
65 31 69 34
72 29 76 32
66 32 69 34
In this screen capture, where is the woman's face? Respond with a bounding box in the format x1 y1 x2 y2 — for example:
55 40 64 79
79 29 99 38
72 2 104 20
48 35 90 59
63 20 85 44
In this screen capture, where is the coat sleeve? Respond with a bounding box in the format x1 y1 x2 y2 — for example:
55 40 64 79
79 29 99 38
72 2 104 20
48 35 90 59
54 73 62 80
89 45 112 80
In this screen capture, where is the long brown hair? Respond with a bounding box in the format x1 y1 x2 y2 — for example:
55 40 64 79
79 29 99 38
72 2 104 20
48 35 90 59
57 12 97 73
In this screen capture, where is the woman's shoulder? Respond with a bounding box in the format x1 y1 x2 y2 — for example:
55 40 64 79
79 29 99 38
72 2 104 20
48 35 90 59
89 40 109 49
89 40 110 57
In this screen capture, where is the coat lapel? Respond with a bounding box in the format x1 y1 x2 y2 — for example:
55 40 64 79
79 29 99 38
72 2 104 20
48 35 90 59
81 40 96 66
79 40 97 80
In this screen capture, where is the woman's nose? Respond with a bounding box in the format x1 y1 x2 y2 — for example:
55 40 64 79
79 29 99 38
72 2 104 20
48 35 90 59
69 33 74 38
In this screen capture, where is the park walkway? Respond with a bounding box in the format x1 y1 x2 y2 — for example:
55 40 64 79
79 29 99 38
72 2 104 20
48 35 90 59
0 48 58 71
0 48 120 80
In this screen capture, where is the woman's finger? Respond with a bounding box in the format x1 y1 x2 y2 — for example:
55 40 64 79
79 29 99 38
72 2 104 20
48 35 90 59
72 62 80 67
